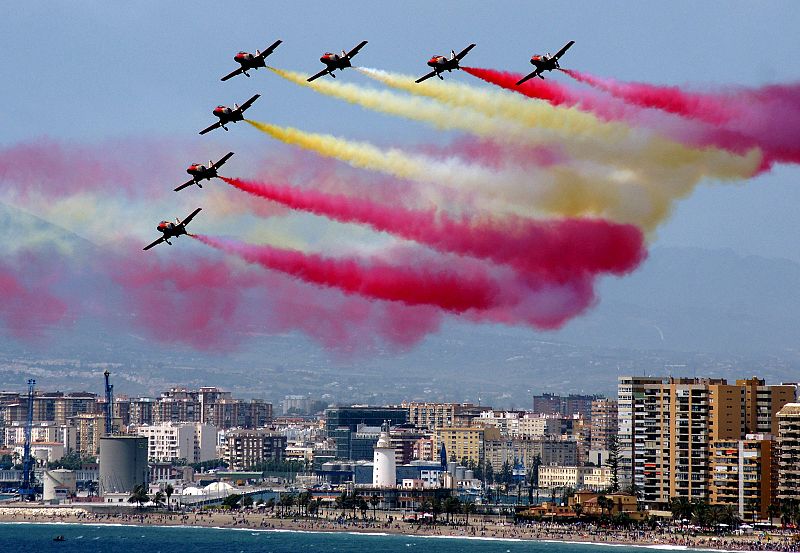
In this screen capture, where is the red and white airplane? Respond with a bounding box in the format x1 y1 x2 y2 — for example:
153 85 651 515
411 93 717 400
174 152 234 192
415 44 476 83
199 94 260 135
307 40 368 82
516 41 575 85
143 208 202 251
220 40 282 81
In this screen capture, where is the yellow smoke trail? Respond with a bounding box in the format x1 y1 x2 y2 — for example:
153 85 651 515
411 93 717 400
247 119 693 229
268 67 761 226
357 68 761 182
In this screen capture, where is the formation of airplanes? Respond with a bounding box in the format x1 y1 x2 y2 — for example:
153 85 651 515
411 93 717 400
144 38 574 251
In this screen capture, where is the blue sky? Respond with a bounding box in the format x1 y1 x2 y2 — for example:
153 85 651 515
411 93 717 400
3 0 800 260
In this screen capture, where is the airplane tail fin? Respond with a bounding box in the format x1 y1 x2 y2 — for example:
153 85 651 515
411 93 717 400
451 50 456 60
256 49 261 56
234 103 240 110
341 49 347 58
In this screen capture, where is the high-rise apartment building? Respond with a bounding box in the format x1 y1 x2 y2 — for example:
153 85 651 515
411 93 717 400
136 422 217 464
224 429 286 470
777 403 800 501
590 398 618 451
619 376 794 509
709 436 772 519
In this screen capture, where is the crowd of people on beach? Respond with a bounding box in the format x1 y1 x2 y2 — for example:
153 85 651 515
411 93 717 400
0 506 799 551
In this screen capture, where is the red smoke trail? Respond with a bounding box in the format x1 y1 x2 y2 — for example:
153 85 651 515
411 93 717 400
192 235 501 313
462 66 624 118
0 260 67 340
221 177 646 280
0 138 193 199
561 70 800 167
562 69 743 126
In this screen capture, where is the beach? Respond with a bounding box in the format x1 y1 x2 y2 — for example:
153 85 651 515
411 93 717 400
0 506 797 552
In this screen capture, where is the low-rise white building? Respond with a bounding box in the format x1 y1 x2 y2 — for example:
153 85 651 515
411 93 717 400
538 465 612 491
4 422 76 454
136 422 216 463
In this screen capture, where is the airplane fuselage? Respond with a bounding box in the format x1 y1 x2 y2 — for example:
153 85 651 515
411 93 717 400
320 53 350 72
530 55 559 73
234 52 266 73
186 164 217 184
155 222 188 244
425 56 459 79
212 106 244 127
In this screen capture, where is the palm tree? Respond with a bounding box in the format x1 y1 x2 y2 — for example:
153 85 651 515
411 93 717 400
444 496 461 523
670 496 693 522
128 484 149 509
335 490 348 515
369 494 380 520
152 490 166 508
572 502 584 519
767 503 780 524
463 500 476 526
298 491 311 517
164 483 174 511
692 498 711 528
596 494 609 517
431 497 443 524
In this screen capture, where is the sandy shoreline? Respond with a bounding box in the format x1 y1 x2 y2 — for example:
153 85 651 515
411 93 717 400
0 506 797 552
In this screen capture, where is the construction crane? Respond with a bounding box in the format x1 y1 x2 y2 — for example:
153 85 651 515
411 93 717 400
103 370 113 436
18 379 36 501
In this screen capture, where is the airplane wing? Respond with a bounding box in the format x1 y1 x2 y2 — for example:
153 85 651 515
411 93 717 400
553 40 575 60
455 43 476 60
415 71 438 84
173 179 195 192
212 151 235 169
259 39 283 59
220 67 244 82
181 207 203 227
516 69 541 86
307 68 330 82
346 40 368 59
143 236 166 251
239 94 260 112
199 121 222 135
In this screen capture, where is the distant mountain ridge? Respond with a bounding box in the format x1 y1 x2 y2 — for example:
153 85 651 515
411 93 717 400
1 204 799 402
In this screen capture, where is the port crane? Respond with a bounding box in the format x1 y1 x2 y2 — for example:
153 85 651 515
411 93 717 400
18 379 36 500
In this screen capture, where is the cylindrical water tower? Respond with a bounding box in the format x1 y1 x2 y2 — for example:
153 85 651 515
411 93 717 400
43 469 77 501
99 436 148 495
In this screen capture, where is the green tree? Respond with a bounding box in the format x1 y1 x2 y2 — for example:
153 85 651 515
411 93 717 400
431 496 443 524
499 460 513 489
369 494 380 520
164 483 174 511
298 491 312 516
484 462 494 485
222 493 243 510
670 496 693 522
462 500 476 525
359 497 369 519
152 490 166 507
128 484 149 509
767 503 780 523
242 495 254 508
444 496 461 523
605 435 620 492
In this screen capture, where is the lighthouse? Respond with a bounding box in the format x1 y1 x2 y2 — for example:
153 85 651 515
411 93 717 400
372 421 396 488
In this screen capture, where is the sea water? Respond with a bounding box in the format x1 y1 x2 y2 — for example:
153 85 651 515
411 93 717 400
0 522 695 553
